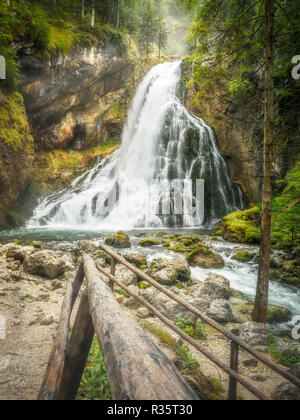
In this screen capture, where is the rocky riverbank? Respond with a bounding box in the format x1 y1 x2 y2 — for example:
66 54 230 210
0 232 299 400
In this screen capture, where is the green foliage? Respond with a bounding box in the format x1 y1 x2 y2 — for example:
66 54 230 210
229 78 254 103
221 207 261 244
77 338 112 400
143 322 223 400
271 162 300 249
268 333 300 368
175 318 208 340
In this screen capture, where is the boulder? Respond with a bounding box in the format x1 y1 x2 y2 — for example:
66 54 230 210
267 306 292 324
239 322 268 347
190 274 230 301
272 382 300 401
115 265 137 287
23 251 65 279
124 253 147 268
60 252 75 272
187 246 224 269
207 299 234 324
232 248 257 262
5 244 34 262
139 239 160 247
77 240 99 253
139 287 192 320
136 307 151 319
105 231 131 248
150 258 191 285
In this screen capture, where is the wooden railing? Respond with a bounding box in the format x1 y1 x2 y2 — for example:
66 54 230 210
38 246 300 401
38 254 198 401
98 244 300 401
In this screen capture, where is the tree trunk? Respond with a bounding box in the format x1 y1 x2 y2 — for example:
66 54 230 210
81 0 85 20
91 0 95 28
252 0 275 323
83 254 198 400
116 0 120 29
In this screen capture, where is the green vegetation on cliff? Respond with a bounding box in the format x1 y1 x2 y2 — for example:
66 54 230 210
0 91 34 227
220 162 300 250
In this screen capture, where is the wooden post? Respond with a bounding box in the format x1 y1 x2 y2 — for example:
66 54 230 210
58 294 95 401
109 257 115 290
228 341 239 401
37 263 85 400
83 254 198 400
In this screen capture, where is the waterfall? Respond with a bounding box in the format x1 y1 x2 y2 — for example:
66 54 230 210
29 61 243 230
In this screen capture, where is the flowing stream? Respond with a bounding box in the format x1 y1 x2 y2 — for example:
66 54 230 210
28 61 243 229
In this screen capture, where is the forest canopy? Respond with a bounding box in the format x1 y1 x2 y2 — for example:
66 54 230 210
0 0 193 90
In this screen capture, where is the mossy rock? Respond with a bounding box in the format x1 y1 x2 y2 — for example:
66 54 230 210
139 239 160 247
168 244 188 253
138 281 152 289
187 246 224 269
124 253 147 268
150 258 191 285
232 248 257 262
29 241 42 249
221 207 261 244
105 231 131 249
267 306 292 324
235 301 292 324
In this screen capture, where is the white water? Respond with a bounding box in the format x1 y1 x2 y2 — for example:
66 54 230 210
29 61 243 229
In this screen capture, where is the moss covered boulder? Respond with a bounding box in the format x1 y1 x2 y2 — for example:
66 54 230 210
232 248 257 262
139 238 160 247
221 207 261 244
187 246 224 269
150 258 191 285
105 231 131 248
124 253 147 268
270 259 300 288
232 299 292 324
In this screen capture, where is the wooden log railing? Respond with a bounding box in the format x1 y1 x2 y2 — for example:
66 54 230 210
38 254 198 401
98 244 300 400
38 246 300 401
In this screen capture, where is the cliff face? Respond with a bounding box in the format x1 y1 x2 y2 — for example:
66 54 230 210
0 92 35 227
182 60 300 208
186 91 263 206
182 66 263 206
0 43 137 227
19 44 134 151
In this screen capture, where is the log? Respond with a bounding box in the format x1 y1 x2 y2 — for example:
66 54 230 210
83 254 198 401
37 263 85 400
58 293 95 401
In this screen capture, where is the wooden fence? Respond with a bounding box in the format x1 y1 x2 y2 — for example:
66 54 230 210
37 246 300 401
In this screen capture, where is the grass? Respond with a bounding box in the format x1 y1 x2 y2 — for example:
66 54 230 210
175 318 208 341
34 138 120 183
268 333 300 368
76 338 112 401
143 322 223 400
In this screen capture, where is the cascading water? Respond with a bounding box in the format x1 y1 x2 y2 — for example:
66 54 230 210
29 61 243 230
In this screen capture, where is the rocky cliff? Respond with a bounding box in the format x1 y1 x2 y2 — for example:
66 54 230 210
0 92 35 227
20 44 134 151
181 62 263 206
0 42 136 228
0 42 161 228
